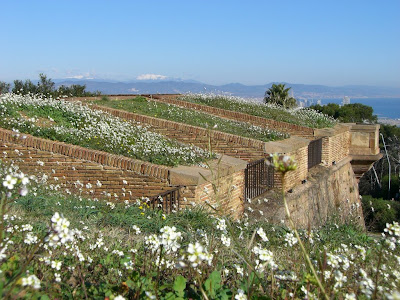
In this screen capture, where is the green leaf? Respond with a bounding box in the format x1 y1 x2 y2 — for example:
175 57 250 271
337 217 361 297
173 275 186 292
219 289 232 300
204 271 221 296
173 275 187 297
164 292 176 300
125 279 136 289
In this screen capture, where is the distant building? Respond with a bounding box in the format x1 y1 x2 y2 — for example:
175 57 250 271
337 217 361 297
342 96 350 105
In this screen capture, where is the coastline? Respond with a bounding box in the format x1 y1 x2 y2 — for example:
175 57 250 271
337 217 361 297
378 118 400 127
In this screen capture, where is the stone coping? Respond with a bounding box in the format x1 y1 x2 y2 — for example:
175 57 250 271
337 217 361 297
350 153 383 163
264 136 310 154
169 155 248 186
313 123 351 137
347 123 380 132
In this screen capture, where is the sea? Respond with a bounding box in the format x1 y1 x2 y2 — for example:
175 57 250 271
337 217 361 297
307 97 400 120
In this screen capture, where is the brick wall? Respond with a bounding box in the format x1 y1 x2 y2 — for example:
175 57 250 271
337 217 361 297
0 128 169 180
0 127 246 217
286 157 364 228
272 145 309 191
192 170 245 219
319 127 350 166
1 142 171 202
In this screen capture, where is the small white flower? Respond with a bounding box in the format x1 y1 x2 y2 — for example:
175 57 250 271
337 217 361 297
3 175 17 190
21 274 41 289
51 260 62 271
132 225 141 234
235 289 247 300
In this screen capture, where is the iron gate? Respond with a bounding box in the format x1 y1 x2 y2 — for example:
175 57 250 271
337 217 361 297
244 158 275 200
149 186 181 213
308 138 323 169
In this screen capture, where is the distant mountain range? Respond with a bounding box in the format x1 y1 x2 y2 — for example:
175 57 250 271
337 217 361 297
53 79 400 99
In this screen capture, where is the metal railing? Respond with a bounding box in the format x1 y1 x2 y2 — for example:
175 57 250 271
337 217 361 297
244 158 275 200
308 138 323 169
149 186 181 213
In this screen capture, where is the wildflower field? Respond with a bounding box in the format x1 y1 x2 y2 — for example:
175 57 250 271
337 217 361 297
1 160 399 299
93 96 289 142
0 93 211 166
178 94 337 129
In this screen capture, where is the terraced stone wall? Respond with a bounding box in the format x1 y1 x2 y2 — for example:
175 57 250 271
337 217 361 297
0 142 171 201
0 128 246 217
150 95 315 137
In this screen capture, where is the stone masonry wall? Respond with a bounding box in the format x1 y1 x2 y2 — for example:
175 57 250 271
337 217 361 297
252 157 364 228
286 157 364 228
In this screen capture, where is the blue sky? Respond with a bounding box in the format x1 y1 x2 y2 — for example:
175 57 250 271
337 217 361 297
1 0 399 87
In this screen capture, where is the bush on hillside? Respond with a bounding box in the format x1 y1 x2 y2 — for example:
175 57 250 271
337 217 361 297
362 195 400 232
11 73 100 98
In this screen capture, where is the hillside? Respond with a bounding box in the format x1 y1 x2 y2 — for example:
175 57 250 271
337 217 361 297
54 79 400 99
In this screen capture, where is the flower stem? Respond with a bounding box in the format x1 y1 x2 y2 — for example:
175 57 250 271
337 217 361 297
281 175 329 300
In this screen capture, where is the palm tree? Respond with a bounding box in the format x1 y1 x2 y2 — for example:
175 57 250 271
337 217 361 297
264 83 297 108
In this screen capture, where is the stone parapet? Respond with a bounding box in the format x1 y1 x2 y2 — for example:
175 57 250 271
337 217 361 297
347 123 382 179
348 123 380 156
314 124 351 167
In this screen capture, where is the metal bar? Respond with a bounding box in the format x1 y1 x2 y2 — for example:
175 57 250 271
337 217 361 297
149 186 181 214
243 158 275 201
308 138 322 169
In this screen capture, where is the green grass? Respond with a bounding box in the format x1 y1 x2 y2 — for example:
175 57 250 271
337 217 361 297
178 94 337 129
93 96 289 142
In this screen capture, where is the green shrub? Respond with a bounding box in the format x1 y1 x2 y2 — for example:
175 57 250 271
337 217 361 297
362 195 400 232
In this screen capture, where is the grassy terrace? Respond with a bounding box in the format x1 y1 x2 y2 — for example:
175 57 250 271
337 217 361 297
178 93 337 129
93 96 289 142
0 93 212 166
2 161 399 299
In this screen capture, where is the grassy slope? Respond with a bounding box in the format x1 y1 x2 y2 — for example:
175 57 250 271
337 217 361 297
93 97 289 142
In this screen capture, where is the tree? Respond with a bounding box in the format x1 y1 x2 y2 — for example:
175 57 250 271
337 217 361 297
0 81 10 94
309 103 377 124
12 79 38 94
37 73 55 96
264 83 297 108
10 74 100 97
